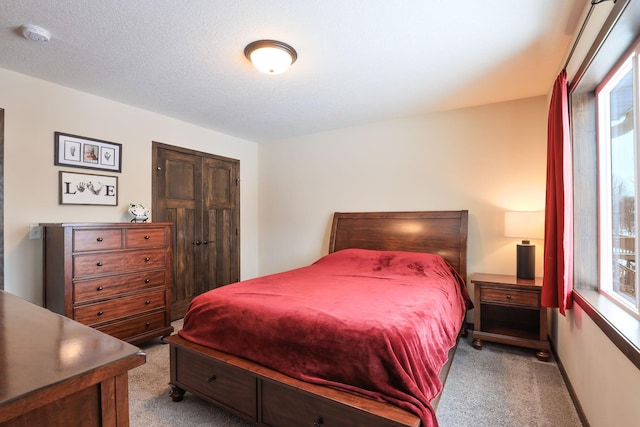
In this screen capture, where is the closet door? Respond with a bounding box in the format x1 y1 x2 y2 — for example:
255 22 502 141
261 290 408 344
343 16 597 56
153 142 239 320
202 157 240 290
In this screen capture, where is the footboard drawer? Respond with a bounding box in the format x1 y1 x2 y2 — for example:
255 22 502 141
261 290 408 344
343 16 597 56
174 347 257 419
261 380 409 427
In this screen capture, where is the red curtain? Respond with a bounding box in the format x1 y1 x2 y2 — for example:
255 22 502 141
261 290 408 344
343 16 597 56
542 70 574 315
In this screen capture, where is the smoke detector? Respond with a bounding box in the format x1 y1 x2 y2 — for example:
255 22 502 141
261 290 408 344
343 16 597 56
21 24 51 42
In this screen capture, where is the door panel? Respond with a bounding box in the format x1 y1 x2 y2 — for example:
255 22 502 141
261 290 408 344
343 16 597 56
203 157 240 290
153 143 239 320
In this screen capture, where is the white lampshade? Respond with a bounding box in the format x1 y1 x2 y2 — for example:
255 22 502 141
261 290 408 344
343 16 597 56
244 40 297 75
504 211 545 239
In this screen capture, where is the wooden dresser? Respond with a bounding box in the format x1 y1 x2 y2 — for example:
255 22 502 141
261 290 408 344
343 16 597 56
41 222 174 344
471 273 550 361
0 289 145 426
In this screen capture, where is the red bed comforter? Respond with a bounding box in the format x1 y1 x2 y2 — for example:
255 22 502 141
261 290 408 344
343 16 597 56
179 248 472 426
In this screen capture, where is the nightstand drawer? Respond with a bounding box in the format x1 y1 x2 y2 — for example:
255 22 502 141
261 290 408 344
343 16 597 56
480 287 539 308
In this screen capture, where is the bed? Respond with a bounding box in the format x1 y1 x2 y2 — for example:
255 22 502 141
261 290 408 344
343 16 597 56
166 210 471 427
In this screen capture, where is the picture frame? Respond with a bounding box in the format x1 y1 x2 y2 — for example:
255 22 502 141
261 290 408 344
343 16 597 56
54 132 122 172
59 171 118 206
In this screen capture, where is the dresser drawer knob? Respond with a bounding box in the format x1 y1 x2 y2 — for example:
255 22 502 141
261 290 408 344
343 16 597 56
314 417 324 427
206 375 217 383
506 294 512 299
98 311 104 316
144 235 150 240
144 278 151 283
144 257 151 262
96 286 103 291
96 262 104 267
145 300 151 305
146 322 151 327
96 237 103 242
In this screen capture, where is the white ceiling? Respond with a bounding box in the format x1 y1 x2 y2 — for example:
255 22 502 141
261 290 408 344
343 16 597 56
0 1 588 142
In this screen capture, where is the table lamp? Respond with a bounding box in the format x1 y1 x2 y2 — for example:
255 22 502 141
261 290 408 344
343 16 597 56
504 211 545 279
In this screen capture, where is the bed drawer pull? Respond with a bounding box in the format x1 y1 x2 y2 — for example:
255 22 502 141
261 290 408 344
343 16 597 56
206 375 217 383
313 417 324 427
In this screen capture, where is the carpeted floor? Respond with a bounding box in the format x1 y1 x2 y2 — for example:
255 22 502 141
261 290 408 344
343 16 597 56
129 321 583 426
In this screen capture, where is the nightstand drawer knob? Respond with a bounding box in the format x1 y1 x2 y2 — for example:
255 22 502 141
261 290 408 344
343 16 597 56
96 286 103 291
506 294 512 299
98 311 104 316
145 278 151 283
96 237 103 242
144 257 151 262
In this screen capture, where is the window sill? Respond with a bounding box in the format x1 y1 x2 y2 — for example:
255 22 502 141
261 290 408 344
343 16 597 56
573 289 640 370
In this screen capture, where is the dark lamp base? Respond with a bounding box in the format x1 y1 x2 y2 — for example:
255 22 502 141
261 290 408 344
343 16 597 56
516 242 535 280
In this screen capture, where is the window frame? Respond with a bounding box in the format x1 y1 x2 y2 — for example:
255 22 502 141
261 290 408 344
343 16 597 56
595 40 640 320
570 0 640 372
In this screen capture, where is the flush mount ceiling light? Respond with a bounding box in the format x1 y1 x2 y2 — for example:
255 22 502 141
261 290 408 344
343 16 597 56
244 40 297 75
21 24 51 42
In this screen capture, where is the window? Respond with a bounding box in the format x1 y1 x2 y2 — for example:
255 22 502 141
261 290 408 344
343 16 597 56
596 44 640 317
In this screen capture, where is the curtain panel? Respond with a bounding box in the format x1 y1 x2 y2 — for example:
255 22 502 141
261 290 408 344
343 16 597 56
542 70 574 315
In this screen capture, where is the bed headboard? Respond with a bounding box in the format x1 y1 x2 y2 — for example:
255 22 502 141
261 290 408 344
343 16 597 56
329 210 468 282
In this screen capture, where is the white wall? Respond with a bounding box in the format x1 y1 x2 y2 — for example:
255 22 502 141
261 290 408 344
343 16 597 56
258 96 548 290
553 304 640 426
0 67 259 304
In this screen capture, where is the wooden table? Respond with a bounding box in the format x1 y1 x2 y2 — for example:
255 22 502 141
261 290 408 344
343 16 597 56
0 290 146 426
471 273 550 361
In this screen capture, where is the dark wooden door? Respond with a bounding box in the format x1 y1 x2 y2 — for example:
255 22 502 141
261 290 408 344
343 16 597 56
153 142 239 320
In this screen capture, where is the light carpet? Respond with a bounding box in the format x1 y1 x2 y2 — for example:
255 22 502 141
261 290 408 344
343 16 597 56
129 321 583 426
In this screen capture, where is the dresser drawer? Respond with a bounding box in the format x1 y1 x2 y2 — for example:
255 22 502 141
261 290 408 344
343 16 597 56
126 227 167 249
73 228 123 252
95 311 167 341
262 380 396 427
480 287 539 308
73 248 166 277
74 290 165 325
74 270 166 303
175 348 256 419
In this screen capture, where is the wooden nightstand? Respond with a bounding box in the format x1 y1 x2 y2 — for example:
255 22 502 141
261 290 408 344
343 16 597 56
471 273 550 361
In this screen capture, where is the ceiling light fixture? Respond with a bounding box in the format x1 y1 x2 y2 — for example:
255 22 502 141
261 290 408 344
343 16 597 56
244 40 297 75
21 24 51 42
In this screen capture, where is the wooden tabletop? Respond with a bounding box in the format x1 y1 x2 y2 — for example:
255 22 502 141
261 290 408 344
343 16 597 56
0 290 145 409
471 272 543 288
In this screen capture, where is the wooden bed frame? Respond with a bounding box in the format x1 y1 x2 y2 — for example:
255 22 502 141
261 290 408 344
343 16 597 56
166 210 468 427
